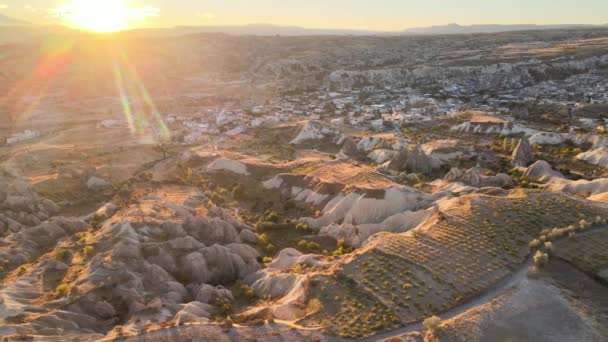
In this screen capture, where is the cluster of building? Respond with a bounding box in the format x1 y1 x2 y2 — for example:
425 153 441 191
147 87 470 143
94 68 606 144
518 73 608 104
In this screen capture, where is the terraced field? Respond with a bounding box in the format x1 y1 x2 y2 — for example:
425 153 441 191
313 190 608 339
309 274 401 338
554 229 608 280
305 162 398 190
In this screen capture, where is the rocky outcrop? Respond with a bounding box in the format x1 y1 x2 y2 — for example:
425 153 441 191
268 248 325 270
0 217 87 271
444 167 513 188
576 147 608 168
529 132 608 148
367 149 397 164
289 120 339 145
0 188 262 339
451 121 536 136
524 160 564 183
0 180 61 232
175 301 214 324
239 228 259 244
520 160 608 198
318 207 436 247
511 137 534 167
356 137 381 152
547 177 608 198
206 159 250 176
94 202 119 221
529 132 569 145
247 271 308 321
86 176 111 190
339 136 359 157
422 139 470 164
296 186 450 249
139 234 259 285
386 146 439 173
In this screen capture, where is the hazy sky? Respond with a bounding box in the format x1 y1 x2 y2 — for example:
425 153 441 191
1 0 607 31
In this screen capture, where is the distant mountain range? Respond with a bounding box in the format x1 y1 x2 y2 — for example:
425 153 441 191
403 23 603 35
0 20 606 41
127 23 608 37
125 23 379 37
0 14 29 26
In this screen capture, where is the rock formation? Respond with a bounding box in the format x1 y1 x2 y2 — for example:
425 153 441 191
444 167 513 188
576 147 608 168
0 189 261 338
339 136 359 157
386 146 438 173
524 160 564 182
511 137 534 167
289 120 339 145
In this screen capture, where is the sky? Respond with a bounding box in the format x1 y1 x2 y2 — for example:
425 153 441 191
1 0 607 31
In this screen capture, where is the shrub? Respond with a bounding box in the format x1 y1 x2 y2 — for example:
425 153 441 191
423 315 442 335
333 246 347 256
266 244 276 254
56 283 70 296
54 249 69 262
298 240 321 251
544 242 554 252
529 239 541 249
295 223 309 232
257 233 270 246
307 241 321 250
307 298 322 313
83 246 95 258
231 184 244 199
219 300 233 316
265 211 280 223
533 251 549 267
291 264 307 274
236 281 257 299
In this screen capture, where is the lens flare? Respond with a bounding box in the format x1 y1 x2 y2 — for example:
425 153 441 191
57 0 158 32
0 36 75 125
112 50 170 142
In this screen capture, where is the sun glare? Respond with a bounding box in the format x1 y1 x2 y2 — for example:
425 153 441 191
58 0 149 33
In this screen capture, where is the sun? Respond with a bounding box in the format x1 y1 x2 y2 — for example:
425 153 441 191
58 0 137 32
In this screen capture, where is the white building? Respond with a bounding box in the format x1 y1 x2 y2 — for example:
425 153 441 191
98 120 120 129
7 130 39 145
